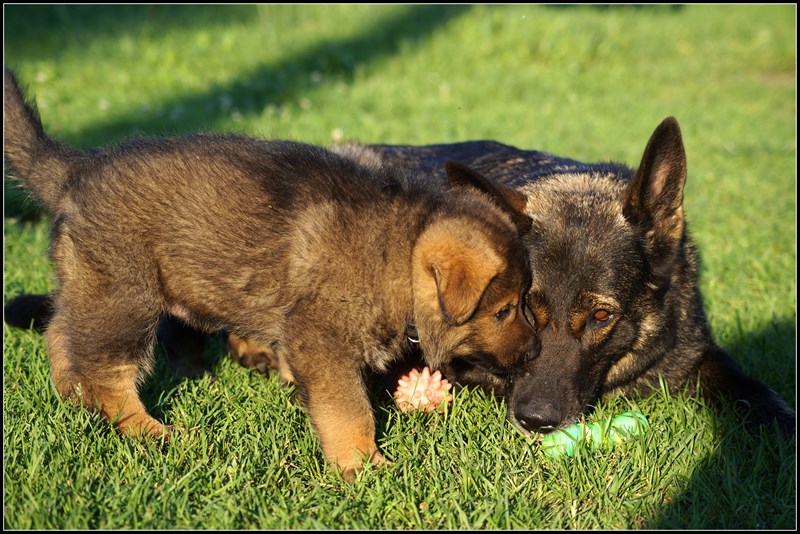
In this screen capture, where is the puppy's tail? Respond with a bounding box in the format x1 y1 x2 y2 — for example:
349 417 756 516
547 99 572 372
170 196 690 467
4 67 83 211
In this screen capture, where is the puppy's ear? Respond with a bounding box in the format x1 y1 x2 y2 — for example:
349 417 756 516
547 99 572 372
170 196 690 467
445 160 532 234
623 117 687 277
416 220 504 326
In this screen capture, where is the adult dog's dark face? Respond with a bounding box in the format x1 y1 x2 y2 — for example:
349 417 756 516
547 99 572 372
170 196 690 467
503 118 689 434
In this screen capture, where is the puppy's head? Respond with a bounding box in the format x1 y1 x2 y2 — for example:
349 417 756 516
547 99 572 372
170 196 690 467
411 164 538 380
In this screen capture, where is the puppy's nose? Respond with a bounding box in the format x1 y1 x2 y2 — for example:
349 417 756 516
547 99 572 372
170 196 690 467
522 334 540 362
514 401 562 433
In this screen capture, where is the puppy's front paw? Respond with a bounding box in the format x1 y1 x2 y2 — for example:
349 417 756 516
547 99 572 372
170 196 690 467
338 449 389 482
118 414 175 442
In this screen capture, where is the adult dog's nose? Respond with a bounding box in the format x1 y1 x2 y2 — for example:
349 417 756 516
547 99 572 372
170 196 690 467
514 400 562 433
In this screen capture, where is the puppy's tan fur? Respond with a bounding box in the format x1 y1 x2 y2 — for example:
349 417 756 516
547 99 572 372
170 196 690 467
4 68 537 479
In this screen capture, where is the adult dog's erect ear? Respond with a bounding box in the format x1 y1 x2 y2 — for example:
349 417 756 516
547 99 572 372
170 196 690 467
623 117 687 279
445 160 532 234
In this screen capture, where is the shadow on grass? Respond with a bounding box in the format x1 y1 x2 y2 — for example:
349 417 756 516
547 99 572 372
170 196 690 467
75 4 469 143
139 333 227 428
645 412 795 529
646 420 795 529
3 5 256 60
6 4 470 146
543 4 684 12
644 315 796 529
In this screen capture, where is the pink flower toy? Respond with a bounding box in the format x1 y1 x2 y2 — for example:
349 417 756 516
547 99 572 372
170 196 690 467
393 367 453 413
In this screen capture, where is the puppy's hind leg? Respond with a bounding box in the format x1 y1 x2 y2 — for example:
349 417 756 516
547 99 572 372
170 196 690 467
47 305 170 439
47 240 170 439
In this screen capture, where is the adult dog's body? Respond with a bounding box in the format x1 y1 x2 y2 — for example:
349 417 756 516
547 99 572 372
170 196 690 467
351 120 795 437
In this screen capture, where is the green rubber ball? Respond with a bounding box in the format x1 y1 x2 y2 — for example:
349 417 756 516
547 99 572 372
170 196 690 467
540 423 585 458
609 411 649 438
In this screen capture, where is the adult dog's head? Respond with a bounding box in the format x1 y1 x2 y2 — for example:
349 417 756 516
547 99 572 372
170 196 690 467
506 118 689 434
424 119 688 435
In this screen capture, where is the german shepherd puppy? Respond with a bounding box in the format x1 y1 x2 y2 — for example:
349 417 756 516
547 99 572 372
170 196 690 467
3 68 538 479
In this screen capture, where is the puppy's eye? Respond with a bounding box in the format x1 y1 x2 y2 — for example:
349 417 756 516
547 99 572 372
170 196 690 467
592 309 613 324
495 304 512 321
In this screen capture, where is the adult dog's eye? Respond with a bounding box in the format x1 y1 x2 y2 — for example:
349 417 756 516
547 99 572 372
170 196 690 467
592 309 613 324
495 304 512 321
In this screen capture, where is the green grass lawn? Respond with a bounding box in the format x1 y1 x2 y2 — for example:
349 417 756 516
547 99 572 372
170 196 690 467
3 4 796 529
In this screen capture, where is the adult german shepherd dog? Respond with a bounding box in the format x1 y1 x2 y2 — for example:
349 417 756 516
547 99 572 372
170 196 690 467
6 88 794 438
3 68 539 479
352 120 796 438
